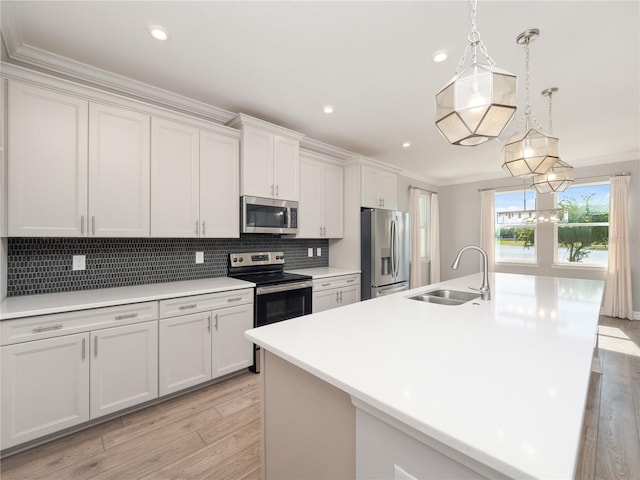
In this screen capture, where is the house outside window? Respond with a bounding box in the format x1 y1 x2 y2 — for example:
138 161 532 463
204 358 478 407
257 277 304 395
494 189 537 264
555 182 610 267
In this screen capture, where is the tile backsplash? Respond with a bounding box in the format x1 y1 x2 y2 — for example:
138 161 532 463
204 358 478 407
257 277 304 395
7 236 329 297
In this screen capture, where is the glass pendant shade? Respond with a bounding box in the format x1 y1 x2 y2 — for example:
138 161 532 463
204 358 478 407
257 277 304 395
531 159 574 193
502 127 559 177
436 63 517 146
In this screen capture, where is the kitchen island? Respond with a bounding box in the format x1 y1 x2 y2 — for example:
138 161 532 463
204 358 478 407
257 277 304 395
245 272 605 479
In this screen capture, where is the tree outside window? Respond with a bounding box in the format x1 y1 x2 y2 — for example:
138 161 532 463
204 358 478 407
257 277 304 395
556 182 609 266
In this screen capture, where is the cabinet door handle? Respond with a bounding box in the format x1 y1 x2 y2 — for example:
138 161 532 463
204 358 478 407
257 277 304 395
270 184 274 196
202 221 205 236
195 220 199 235
81 215 85 235
276 185 279 197
227 297 242 303
320 226 323 237
323 226 326 237
82 338 86 360
115 313 138 320
214 313 218 331
207 315 211 332
336 291 339 302
340 291 343 302
94 336 98 357
179 304 197 310
32 324 63 333
92 216 96 235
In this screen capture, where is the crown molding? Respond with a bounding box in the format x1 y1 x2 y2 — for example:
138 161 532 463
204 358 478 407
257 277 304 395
397 169 440 188
226 113 305 140
300 137 359 162
2 30 235 125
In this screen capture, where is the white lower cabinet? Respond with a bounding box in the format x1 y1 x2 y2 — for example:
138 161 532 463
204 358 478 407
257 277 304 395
211 304 253 378
159 312 213 396
355 406 501 480
313 274 361 313
1 333 90 449
90 321 158 419
158 290 254 396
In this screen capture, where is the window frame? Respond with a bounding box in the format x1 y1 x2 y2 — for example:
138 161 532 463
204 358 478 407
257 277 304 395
553 180 610 269
494 188 538 266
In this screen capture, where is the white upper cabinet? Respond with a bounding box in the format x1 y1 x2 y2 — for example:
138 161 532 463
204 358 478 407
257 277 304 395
8 81 88 236
361 164 397 210
298 152 343 238
89 103 150 237
8 81 152 238
199 129 240 238
151 118 240 238
150 118 200 237
227 114 304 201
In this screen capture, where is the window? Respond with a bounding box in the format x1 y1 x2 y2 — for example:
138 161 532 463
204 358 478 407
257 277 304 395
556 182 609 266
494 189 537 263
419 193 431 260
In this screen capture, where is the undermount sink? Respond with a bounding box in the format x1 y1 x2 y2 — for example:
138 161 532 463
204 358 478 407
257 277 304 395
409 289 480 306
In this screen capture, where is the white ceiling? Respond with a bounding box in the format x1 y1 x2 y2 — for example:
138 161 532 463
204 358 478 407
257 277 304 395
2 1 639 185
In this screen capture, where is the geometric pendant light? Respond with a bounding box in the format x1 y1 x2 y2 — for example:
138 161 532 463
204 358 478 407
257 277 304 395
435 0 517 146
502 29 559 176
531 88 574 193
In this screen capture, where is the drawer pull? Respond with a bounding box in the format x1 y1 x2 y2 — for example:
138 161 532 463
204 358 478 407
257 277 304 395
115 313 138 320
32 324 63 333
347 279 355 283
227 297 242 303
321 283 331 287
179 304 197 310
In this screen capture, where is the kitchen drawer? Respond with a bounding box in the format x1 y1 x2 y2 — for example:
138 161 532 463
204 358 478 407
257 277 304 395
313 274 360 292
159 288 253 318
1 302 159 346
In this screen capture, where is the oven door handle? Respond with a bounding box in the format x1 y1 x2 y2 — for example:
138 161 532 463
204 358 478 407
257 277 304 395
256 280 313 295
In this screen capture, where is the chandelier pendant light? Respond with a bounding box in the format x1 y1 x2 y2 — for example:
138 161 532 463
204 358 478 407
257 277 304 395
531 87 574 193
502 29 559 177
435 0 517 146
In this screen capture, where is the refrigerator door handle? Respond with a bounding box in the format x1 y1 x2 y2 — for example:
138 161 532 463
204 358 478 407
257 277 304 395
391 218 397 279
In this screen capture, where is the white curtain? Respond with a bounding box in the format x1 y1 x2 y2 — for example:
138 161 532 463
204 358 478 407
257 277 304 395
409 188 422 289
479 190 495 272
602 175 633 319
430 193 440 283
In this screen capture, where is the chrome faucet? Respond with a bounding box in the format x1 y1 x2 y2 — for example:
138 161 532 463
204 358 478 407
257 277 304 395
451 246 491 300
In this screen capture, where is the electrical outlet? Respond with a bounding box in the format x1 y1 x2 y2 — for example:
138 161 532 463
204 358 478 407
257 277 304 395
317 247 322 257
72 255 86 271
195 252 204 264
307 248 313 257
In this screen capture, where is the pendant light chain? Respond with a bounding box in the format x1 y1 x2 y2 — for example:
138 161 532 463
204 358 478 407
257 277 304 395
548 91 553 134
524 41 531 129
455 0 496 74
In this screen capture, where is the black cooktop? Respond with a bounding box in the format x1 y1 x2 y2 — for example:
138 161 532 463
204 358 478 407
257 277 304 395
229 271 312 287
227 252 311 286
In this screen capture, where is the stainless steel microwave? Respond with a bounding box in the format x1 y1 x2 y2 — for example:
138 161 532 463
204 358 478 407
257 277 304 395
241 196 298 234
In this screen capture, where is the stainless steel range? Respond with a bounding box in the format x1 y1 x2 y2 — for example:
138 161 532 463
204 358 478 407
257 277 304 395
228 251 312 372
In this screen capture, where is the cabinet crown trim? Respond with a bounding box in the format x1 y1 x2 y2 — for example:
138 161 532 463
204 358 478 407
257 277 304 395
226 113 305 140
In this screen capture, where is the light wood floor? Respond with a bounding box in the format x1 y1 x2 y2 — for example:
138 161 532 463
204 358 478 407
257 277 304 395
2 315 639 480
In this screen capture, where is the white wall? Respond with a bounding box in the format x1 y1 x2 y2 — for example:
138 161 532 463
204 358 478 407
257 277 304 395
439 159 640 314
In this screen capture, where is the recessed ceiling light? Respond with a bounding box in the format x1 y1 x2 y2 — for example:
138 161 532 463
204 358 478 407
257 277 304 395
402 142 411 148
323 105 334 114
149 25 169 41
432 49 449 63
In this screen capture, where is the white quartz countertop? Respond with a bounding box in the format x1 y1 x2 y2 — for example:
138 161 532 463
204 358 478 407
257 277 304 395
245 272 605 479
0 277 255 320
285 266 360 279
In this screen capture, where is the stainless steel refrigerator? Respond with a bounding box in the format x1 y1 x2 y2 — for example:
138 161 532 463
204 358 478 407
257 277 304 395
361 208 410 300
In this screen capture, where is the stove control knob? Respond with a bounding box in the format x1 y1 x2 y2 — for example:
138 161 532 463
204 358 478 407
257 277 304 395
232 258 238 263
239 258 244 262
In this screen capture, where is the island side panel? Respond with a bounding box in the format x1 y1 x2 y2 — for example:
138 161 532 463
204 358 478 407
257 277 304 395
262 349 355 479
